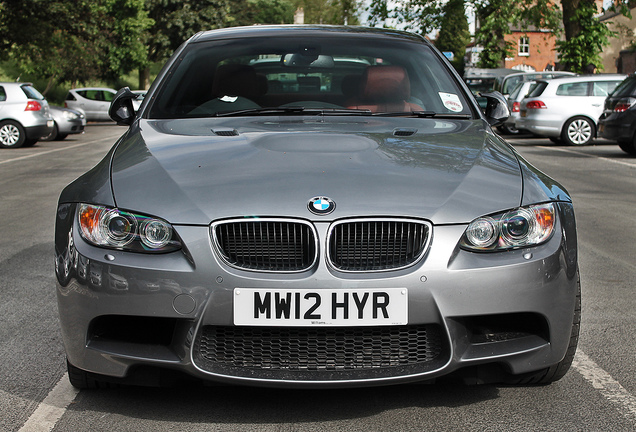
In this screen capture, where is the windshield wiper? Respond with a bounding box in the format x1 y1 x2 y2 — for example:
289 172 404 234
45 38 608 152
373 111 473 119
213 106 372 117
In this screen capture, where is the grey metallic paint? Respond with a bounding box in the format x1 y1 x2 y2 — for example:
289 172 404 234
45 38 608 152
55 25 578 388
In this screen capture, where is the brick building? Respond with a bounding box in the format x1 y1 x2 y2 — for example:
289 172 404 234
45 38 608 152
503 28 559 72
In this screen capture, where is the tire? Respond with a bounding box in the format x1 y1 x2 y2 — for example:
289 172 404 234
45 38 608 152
562 116 595 146
498 124 520 135
23 139 38 147
67 359 118 389
40 123 58 141
57 133 68 141
509 271 581 385
0 120 26 148
618 135 636 155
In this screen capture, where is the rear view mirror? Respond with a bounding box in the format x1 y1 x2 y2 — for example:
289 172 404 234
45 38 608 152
481 91 510 127
109 87 137 126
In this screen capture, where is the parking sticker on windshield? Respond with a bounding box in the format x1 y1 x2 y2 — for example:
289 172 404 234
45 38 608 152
439 92 463 112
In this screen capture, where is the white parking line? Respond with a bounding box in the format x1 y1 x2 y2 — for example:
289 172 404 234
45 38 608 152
18 373 78 432
573 350 636 422
0 134 119 166
538 145 636 168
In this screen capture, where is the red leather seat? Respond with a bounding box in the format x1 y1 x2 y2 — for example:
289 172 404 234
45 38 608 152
347 65 423 113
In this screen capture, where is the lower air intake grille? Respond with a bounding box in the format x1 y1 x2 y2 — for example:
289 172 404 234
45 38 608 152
328 219 431 271
212 219 317 272
193 324 449 381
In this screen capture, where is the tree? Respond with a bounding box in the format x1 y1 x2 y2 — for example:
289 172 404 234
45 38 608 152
139 0 230 89
435 0 470 74
294 0 361 25
229 0 295 26
558 0 631 73
1 0 151 92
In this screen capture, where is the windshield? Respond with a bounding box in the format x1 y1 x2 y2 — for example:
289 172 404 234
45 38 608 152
148 35 474 119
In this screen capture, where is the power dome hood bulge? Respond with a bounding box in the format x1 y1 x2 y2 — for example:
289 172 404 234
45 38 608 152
110 118 524 225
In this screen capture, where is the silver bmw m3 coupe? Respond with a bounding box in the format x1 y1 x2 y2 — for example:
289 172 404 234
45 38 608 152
55 25 580 389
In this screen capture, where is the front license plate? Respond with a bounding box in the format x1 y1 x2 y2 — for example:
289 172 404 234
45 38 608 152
233 288 408 326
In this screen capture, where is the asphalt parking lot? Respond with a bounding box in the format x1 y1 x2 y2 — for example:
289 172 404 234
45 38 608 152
1 126 635 431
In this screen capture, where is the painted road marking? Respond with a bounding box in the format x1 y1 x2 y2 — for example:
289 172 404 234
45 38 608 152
538 145 636 168
18 373 78 432
573 351 636 422
0 133 121 166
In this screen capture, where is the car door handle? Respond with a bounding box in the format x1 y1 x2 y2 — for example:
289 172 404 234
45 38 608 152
592 104 601 107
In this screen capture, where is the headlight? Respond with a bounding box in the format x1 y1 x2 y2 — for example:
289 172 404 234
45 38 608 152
78 204 181 253
460 203 556 251
62 110 80 120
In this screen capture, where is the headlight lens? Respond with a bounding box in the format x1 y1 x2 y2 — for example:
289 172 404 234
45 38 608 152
62 110 80 120
461 203 556 251
78 204 181 253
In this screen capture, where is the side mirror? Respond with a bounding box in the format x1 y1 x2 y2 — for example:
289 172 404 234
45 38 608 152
109 87 137 126
480 91 510 127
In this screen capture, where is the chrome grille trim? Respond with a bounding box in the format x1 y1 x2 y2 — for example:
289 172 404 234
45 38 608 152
211 218 318 272
327 218 432 272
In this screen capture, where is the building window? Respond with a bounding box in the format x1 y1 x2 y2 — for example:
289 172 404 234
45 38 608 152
519 36 530 57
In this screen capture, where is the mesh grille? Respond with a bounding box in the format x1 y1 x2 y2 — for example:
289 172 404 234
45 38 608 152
328 220 430 271
193 324 449 381
213 220 317 271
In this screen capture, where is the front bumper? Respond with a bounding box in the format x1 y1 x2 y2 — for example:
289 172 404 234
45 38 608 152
55 202 578 387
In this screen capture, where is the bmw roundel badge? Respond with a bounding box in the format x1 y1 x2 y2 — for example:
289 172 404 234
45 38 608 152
308 196 336 215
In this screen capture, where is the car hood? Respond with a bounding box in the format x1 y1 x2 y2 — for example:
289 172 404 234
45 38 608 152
110 117 523 225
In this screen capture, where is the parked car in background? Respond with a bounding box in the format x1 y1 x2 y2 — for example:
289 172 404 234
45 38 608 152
494 71 576 99
64 87 117 121
56 25 580 390
598 74 636 154
464 68 516 110
499 80 538 135
0 82 53 148
41 106 86 141
516 74 626 145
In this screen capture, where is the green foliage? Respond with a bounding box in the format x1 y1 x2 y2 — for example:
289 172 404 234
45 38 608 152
1 0 152 90
143 0 229 65
557 0 615 73
229 0 295 26
366 0 442 35
435 0 469 74
294 0 360 25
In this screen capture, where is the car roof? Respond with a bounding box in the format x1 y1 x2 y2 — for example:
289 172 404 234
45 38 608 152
71 87 117 92
191 25 429 45
539 74 627 85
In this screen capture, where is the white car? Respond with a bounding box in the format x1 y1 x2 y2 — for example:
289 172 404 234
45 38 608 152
0 82 53 148
64 87 117 121
516 74 626 145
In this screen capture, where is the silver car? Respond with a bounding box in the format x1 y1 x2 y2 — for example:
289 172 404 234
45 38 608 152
0 82 54 148
516 74 625 145
500 80 542 135
64 87 117 121
494 71 575 99
41 106 86 141
55 25 579 389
